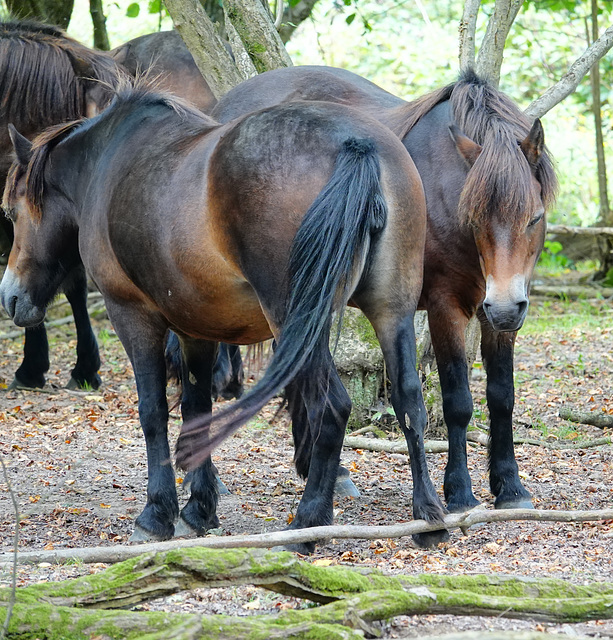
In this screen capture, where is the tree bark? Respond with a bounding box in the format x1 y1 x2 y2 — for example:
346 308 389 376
224 0 293 73
89 0 110 50
163 0 246 98
458 0 481 71
5 0 74 28
475 0 523 87
524 24 613 120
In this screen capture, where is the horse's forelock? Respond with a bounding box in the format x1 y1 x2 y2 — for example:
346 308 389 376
19 120 84 224
451 78 558 227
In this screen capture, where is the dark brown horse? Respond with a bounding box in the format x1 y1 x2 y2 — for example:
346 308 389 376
1 88 441 551
0 19 123 389
110 30 218 114
211 67 558 514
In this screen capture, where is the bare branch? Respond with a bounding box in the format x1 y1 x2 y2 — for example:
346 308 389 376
559 408 613 429
475 0 523 87
2 507 612 566
0 458 19 640
525 24 613 119
458 0 481 72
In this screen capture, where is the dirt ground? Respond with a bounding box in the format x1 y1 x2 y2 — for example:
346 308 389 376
0 294 611 638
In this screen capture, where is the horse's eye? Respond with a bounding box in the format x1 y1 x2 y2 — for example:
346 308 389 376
527 211 544 228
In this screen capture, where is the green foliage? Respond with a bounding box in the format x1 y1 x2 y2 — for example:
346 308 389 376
537 240 574 274
603 267 613 287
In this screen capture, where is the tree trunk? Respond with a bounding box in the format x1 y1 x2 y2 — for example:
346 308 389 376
588 1 613 278
458 0 481 71
89 0 110 50
224 0 293 73
5 0 74 29
278 0 320 43
475 0 523 87
163 0 246 97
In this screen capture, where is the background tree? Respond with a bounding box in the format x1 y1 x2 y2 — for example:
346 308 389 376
4 0 73 28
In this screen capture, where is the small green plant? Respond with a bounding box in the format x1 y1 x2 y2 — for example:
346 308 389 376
536 240 573 275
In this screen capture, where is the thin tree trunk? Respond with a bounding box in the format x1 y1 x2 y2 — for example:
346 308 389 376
475 0 523 87
278 0 320 43
458 0 481 71
89 0 110 50
5 0 74 28
589 0 613 277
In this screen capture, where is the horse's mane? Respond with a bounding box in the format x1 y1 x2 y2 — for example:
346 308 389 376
0 19 123 132
396 70 558 227
8 84 218 223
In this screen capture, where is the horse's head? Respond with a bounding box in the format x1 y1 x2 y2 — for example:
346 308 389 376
452 118 553 332
1 125 81 327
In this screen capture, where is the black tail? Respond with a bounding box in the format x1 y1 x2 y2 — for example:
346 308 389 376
176 138 387 470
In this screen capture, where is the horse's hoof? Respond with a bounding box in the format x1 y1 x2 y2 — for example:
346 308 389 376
66 374 102 391
216 476 230 496
8 377 45 391
272 541 316 555
173 518 199 538
446 497 481 514
412 528 450 548
334 475 360 498
129 524 172 543
495 497 534 510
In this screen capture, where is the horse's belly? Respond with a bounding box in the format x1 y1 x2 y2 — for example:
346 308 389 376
164 293 273 345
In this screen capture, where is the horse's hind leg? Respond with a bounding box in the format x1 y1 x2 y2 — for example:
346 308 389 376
428 303 481 513
479 313 532 509
371 311 449 547
63 264 101 390
175 337 220 536
285 354 351 555
212 344 244 400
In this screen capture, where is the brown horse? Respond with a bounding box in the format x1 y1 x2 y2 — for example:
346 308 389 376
211 67 558 514
110 30 218 113
1 88 441 551
0 19 124 389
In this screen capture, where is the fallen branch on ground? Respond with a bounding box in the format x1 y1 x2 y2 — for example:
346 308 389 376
530 285 613 299
559 407 613 429
1 547 612 639
2 507 612 566
344 433 611 455
546 223 613 237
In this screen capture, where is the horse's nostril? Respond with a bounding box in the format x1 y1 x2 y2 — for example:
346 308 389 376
517 300 528 316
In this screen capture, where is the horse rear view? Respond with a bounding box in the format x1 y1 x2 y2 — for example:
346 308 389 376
1 90 445 552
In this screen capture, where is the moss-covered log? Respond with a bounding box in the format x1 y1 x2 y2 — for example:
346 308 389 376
1 547 612 639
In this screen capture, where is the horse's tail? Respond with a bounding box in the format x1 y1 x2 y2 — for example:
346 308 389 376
176 137 387 470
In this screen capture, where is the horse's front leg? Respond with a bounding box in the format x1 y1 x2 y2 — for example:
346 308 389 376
479 312 533 509
428 303 480 513
10 323 49 389
107 304 178 541
174 337 220 536
373 312 448 547
62 264 101 390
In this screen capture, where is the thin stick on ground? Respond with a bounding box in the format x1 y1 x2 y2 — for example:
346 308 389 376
0 457 19 640
1 507 611 567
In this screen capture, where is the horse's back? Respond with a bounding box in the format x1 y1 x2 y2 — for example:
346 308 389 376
211 66 405 123
111 31 217 113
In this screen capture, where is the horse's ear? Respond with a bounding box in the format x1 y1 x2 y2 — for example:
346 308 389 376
8 124 33 166
449 124 482 167
65 52 108 118
109 43 130 66
520 119 544 166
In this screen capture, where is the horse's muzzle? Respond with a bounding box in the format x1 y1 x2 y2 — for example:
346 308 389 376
482 298 529 332
0 268 45 327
